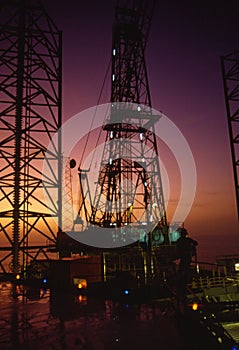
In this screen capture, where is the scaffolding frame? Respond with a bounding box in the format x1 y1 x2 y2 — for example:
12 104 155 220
221 51 239 221
0 0 62 273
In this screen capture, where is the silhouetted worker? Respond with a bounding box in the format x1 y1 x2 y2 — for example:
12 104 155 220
176 228 198 313
176 228 198 276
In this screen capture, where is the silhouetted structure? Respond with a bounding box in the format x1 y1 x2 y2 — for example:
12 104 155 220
221 51 239 221
67 0 172 285
0 0 62 273
77 0 168 242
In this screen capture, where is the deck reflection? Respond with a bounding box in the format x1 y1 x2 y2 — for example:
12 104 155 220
0 283 192 350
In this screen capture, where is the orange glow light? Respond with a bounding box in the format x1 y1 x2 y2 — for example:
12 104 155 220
192 303 199 311
77 279 87 289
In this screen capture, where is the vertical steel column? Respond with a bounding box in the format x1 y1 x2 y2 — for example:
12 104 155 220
13 1 26 273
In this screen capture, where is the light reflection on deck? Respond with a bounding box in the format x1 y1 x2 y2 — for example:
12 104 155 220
0 283 191 350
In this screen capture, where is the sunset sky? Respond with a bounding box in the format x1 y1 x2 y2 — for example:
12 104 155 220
43 0 239 262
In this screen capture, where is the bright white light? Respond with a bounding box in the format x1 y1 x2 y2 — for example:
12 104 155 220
110 131 114 139
142 222 147 225
137 105 141 111
109 158 112 164
128 202 132 207
112 74 115 81
142 158 145 162
144 181 147 186
140 132 143 141
113 48 116 56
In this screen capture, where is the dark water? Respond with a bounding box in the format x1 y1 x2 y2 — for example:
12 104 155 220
0 283 193 350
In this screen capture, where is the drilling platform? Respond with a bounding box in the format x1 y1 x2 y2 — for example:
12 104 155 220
0 1 239 348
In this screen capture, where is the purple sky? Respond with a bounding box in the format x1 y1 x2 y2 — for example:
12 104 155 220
44 0 239 261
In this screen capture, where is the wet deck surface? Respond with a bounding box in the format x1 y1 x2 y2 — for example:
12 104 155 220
0 283 194 350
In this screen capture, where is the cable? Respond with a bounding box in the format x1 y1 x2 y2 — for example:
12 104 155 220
79 56 112 168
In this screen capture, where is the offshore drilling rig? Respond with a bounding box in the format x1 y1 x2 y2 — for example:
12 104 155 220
0 0 184 288
56 0 182 286
0 3 239 347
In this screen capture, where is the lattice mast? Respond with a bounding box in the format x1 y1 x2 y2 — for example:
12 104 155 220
89 0 168 241
0 0 62 273
221 51 239 221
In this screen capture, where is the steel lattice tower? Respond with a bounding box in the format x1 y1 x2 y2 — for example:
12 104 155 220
0 0 62 273
221 51 239 221
87 0 168 245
